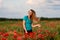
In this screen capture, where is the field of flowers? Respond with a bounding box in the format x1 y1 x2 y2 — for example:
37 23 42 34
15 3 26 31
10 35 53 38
0 20 60 40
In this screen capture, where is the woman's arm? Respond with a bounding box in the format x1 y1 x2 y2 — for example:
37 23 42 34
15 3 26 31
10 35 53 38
32 23 41 27
23 20 28 33
32 18 41 27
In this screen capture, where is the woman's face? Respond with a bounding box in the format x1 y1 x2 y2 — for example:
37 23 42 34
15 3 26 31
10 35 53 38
28 10 33 16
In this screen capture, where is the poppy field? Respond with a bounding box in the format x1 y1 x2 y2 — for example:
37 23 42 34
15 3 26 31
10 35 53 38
0 20 60 40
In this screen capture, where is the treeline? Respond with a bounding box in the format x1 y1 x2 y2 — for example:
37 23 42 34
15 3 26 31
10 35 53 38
0 17 60 21
0 18 23 21
40 17 60 21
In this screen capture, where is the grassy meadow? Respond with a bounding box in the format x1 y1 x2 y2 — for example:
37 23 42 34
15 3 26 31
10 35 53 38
0 19 60 40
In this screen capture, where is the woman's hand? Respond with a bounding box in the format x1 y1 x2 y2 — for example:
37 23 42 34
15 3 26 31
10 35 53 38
25 31 28 33
32 24 41 27
37 24 41 27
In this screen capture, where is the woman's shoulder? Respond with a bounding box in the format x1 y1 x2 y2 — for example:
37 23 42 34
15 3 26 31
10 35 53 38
24 15 28 18
23 15 28 20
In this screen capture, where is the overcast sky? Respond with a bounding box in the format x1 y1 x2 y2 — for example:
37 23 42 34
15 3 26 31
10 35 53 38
0 0 60 18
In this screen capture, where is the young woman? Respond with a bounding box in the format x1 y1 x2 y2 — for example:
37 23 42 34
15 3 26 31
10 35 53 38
23 9 41 33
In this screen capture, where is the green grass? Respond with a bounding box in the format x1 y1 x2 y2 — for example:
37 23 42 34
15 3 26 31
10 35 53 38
0 20 60 40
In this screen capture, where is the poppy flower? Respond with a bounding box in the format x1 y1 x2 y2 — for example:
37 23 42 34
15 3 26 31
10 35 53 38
0 32 2 35
17 36 22 40
38 34 44 39
29 32 36 38
1 37 7 40
0 32 4 35
13 34 18 38
13 30 18 38
2 33 9 37
24 33 29 38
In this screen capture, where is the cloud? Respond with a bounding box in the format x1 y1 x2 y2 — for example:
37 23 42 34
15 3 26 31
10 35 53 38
26 0 33 5
26 0 46 7
46 0 60 10
0 0 60 18
0 0 2 8
3 0 23 13
52 0 60 5
35 0 60 18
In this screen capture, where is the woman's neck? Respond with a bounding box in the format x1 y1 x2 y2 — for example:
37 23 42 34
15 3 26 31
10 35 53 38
28 15 30 19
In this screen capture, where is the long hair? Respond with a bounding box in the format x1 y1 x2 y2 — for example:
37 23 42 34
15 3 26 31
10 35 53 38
29 9 38 22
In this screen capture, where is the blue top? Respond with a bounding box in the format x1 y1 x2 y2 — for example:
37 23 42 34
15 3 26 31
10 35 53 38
23 16 32 31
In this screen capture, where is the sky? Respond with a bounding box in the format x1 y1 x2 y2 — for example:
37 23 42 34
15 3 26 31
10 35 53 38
0 0 60 18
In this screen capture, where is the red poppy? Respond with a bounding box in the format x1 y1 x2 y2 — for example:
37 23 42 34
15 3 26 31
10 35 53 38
24 33 29 38
0 32 2 35
38 34 44 39
2 33 9 37
13 31 18 38
13 34 18 38
14 30 17 33
29 32 36 38
0 32 4 35
17 36 22 40
1 37 7 40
